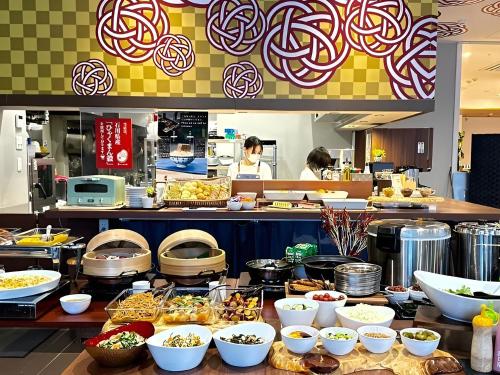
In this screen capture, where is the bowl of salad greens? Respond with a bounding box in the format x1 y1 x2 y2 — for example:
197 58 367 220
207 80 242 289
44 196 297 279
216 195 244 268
415 271 500 323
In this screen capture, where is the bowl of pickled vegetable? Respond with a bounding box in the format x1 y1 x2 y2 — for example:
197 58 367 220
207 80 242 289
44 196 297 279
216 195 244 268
400 328 441 357
274 298 319 327
319 327 358 356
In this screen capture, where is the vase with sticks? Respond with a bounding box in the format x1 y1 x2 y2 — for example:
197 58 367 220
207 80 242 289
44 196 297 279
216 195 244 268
320 208 373 257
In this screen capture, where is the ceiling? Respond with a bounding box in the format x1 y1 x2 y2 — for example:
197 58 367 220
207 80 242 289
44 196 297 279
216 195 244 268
460 43 500 109
438 0 500 41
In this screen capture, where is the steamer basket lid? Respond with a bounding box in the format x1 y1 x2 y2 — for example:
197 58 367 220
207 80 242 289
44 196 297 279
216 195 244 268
158 229 218 258
87 229 149 252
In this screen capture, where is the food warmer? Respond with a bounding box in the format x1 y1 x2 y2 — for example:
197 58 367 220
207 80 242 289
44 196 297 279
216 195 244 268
367 219 451 287
158 229 227 286
82 229 152 288
0 227 85 275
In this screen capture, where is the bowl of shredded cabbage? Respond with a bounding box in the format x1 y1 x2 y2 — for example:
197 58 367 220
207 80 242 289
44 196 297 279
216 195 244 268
335 303 395 330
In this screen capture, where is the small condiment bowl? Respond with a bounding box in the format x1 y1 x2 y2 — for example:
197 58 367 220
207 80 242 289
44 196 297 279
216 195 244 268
60 294 91 314
357 325 397 354
409 286 427 302
281 325 319 354
241 201 256 210
384 286 410 304
320 327 358 356
237 192 257 200
213 322 275 367
227 200 242 211
400 328 441 357
147 324 212 372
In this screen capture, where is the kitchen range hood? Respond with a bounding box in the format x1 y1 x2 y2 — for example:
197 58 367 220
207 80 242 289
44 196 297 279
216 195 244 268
313 111 421 130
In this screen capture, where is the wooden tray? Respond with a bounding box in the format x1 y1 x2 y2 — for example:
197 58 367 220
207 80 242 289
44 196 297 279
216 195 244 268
285 282 388 305
269 342 461 374
368 196 445 203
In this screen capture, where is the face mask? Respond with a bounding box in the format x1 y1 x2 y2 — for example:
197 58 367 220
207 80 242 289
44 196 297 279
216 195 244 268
248 154 260 164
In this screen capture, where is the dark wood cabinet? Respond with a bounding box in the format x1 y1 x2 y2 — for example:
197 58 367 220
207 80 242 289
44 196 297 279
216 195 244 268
355 128 433 171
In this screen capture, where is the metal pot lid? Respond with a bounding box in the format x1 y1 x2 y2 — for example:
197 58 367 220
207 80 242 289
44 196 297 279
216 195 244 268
455 222 500 236
87 229 149 252
367 219 451 240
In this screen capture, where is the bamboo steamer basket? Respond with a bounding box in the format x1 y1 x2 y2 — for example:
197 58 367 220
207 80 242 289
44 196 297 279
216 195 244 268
158 230 226 276
83 229 152 277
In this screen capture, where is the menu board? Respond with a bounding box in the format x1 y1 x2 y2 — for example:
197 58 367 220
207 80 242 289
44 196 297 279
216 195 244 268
156 112 208 178
95 118 133 169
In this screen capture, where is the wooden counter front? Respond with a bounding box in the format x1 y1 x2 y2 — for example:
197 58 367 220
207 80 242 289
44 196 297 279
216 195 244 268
43 199 500 221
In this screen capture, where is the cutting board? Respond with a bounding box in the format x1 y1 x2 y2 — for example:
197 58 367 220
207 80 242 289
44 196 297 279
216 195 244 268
269 342 462 374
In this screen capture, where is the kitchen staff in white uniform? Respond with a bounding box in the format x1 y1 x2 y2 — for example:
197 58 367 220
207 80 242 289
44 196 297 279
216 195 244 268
300 147 332 180
227 136 273 180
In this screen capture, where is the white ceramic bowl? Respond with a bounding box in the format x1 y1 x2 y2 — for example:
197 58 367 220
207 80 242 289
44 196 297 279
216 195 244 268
237 192 257 200
60 294 91 314
305 291 347 328
400 328 441 357
147 324 212 372
357 326 397 354
320 327 358 356
335 305 395 330
213 322 275 367
385 286 410 304
409 286 427 302
227 201 242 211
241 201 256 210
274 298 319 327
415 271 500 322
281 325 319 354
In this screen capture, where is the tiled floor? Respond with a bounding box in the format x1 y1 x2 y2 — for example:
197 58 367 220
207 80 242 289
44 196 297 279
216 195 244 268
0 329 87 375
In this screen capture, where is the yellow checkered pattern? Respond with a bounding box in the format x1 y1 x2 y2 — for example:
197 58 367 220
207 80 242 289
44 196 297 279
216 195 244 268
0 0 436 99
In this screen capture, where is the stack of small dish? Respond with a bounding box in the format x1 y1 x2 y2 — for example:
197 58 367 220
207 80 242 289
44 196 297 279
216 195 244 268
126 186 146 208
334 263 382 296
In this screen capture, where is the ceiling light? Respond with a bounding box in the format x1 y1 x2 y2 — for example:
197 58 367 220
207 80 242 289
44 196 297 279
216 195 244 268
463 51 472 58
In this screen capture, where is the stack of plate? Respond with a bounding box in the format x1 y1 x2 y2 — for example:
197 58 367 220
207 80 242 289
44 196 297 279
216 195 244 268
126 186 146 208
334 263 382 296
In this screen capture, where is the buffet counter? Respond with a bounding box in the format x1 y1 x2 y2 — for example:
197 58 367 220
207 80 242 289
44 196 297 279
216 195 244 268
42 199 500 221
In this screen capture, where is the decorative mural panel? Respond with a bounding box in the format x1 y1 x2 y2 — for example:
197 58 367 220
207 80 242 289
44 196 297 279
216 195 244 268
0 0 437 100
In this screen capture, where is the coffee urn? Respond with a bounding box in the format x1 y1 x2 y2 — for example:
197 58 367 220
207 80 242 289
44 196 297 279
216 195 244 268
367 219 451 287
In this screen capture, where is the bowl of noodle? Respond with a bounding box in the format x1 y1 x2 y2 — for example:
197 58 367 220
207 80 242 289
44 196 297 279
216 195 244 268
105 289 168 324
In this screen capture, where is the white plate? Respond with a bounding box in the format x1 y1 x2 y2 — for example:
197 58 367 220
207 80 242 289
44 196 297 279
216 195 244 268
323 199 369 210
0 270 61 300
306 191 349 201
264 190 306 201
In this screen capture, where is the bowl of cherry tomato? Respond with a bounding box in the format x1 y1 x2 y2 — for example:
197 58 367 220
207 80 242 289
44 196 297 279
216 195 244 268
305 291 347 328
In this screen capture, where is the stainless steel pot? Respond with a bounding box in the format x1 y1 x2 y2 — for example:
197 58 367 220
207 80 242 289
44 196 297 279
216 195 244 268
367 219 451 287
246 259 294 283
454 222 500 281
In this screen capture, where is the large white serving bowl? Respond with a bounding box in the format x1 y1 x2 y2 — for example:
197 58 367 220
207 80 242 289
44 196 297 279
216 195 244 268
213 322 275 367
281 325 319 354
400 328 441 357
357 326 397 354
414 271 500 322
305 291 347 327
147 324 212 372
320 327 358 356
60 294 91 314
274 298 319 327
0 270 61 300
335 305 395 330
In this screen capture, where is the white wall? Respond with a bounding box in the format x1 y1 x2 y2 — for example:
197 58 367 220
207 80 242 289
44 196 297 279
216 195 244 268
379 42 461 197
215 113 353 179
0 110 29 211
461 117 500 166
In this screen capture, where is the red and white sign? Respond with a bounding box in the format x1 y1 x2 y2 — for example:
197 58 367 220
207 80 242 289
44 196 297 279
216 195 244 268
95 118 133 169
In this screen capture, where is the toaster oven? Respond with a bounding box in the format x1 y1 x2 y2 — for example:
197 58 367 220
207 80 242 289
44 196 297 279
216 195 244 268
67 175 125 207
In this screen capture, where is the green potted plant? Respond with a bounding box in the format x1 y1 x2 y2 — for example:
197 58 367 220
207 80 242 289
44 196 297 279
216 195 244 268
372 148 386 162
142 186 156 208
